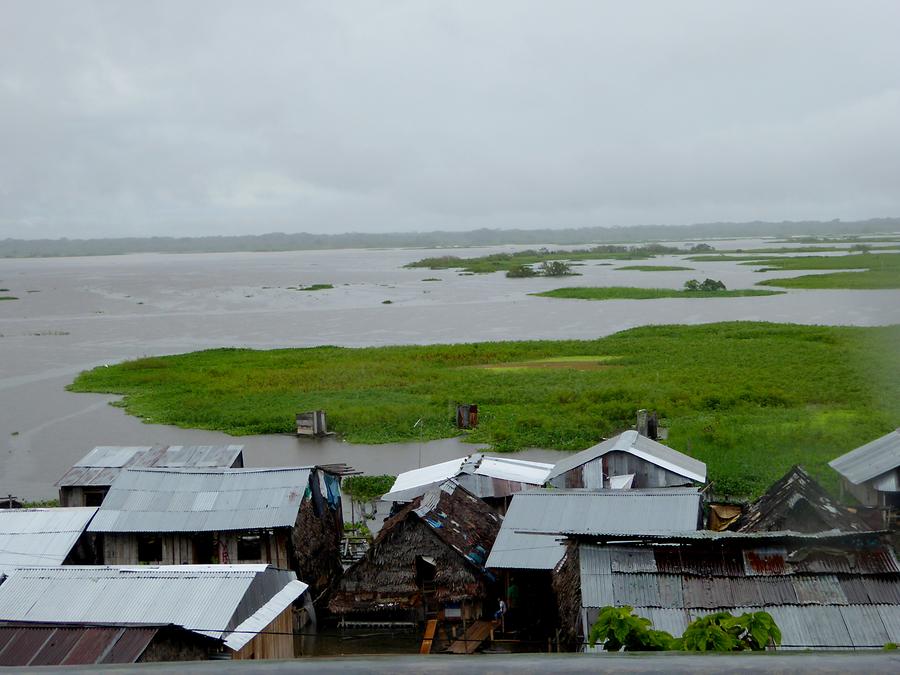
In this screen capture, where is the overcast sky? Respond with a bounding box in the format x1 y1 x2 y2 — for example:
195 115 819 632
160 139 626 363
1 1 899 239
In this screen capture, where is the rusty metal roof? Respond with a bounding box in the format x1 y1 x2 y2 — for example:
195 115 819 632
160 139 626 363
829 428 900 486
55 445 244 488
547 430 707 484
0 623 167 666
0 508 97 570
87 467 312 533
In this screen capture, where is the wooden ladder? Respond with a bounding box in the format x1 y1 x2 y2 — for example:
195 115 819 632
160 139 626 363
445 619 495 654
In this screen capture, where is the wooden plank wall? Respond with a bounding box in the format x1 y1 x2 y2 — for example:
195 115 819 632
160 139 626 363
232 606 295 660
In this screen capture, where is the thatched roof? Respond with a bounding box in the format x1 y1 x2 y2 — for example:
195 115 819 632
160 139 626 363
329 481 501 613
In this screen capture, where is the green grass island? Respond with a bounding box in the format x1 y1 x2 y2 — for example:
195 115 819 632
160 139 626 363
68 322 899 498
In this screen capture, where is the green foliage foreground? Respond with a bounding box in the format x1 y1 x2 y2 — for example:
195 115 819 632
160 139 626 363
589 606 781 652
68 322 900 497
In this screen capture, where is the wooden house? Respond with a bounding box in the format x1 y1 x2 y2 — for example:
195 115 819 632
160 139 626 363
0 564 308 661
545 430 706 490
329 481 502 624
829 428 900 522
85 466 344 597
55 445 244 507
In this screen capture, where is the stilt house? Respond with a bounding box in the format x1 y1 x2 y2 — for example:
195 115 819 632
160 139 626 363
330 481 501 623
85 466 344 596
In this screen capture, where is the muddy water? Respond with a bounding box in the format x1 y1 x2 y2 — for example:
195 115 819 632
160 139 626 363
1 242 898 499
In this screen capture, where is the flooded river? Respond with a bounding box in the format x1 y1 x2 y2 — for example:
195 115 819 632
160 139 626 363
1 241 898 499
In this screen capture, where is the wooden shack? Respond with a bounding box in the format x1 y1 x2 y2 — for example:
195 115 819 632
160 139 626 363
545 430 706 490
329 481 502 625
55 445 244 507
85 465 345 597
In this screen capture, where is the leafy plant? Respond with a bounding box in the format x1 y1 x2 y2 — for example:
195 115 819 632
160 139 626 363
588 606 675 651
588 607 781 652
342 475 395 504
681 611 781 651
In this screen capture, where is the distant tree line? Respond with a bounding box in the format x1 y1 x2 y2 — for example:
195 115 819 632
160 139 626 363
1 217 898 258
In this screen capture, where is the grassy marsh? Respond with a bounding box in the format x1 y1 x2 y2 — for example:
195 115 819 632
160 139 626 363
616 265 694 272
68 322 900 497
533 287 783 301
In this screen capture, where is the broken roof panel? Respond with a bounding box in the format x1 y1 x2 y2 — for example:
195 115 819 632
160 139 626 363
383 454 552 502
829 428 900 486
0 508 97 570
546 430 707 484
55 445 244 488
738 465 869 533
486 488 701 570
87 467 312 533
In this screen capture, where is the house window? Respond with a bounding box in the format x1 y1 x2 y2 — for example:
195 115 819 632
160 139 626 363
237 535 262 561
137 535 162 563
83 489 106 507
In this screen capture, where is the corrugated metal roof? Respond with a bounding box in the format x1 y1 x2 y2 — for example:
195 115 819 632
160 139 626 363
0 565 302 647
0 508 97 569
486 488 701 570
0 624 163 666
829 428 900 486
87 467 312 533
383 454 552 502
55 445 244 487
546 430 707 484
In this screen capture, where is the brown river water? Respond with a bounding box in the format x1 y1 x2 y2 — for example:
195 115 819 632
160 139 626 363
1 241 898 500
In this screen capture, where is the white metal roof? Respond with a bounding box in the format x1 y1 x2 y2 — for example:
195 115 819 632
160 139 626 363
87 467 313 533
829 428 900 487
0 508 97 570
383 454 553 502
223 579 308 650
546 431 707 484
485 488 702 570
0 564 307 646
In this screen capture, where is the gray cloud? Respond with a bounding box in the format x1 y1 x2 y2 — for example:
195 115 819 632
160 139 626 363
1 1 899 238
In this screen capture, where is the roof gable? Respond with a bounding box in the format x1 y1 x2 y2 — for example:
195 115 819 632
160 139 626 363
547 431 706 484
